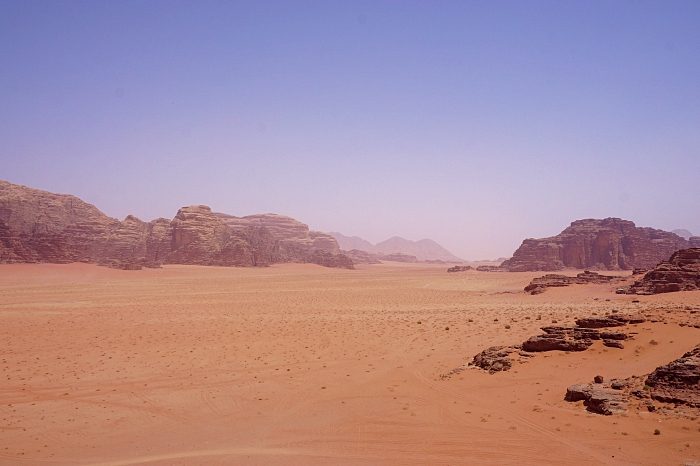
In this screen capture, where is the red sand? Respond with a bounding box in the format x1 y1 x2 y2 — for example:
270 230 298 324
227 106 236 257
2 263 700 465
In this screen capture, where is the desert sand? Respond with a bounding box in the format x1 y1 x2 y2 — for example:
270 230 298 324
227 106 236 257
2 263 700 465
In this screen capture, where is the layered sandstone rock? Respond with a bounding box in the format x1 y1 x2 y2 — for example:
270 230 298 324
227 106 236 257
691 237 700 248
524 270 624 294
627 248 700 295
0 181 352 269
215 213 339 254
501 218 688 272
645 347 700 407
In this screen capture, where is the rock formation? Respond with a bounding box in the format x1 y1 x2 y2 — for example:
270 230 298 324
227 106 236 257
521 326 594 352
500 218 688 272
0 181 353 270
645 347 700 407
565 381 627 415
447 265 472 272
524 270 624 294
564 347 700 414
627 248 700 295
691 237 700 248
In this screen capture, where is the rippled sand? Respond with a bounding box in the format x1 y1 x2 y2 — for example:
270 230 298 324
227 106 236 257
2 262 700 465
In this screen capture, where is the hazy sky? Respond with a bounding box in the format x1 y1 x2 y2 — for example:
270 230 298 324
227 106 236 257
1 1 699 260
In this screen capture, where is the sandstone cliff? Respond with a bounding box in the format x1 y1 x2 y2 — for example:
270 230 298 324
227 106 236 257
500 218 688 272
0 181 352 270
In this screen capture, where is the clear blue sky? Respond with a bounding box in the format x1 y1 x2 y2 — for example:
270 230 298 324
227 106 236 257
1 1 699 259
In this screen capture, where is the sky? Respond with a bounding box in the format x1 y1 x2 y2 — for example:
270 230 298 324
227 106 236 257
1 1 699 260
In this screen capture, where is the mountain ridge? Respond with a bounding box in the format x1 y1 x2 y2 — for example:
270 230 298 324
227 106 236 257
329 232 462 262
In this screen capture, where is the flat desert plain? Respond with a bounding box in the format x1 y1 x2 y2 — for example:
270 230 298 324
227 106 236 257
2 263 700 465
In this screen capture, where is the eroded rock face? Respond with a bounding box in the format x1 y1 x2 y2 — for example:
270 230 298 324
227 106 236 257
0 181 352 269
645 347 700 407
501 218 688 272
524 271 624 294
627 248 700 295
691 237 700 248
214 212 353 268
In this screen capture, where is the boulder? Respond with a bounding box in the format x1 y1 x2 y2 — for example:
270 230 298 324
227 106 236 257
500 218 688 272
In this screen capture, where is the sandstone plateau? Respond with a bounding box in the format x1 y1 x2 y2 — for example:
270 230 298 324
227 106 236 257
501 218 688 272
0 181 352 269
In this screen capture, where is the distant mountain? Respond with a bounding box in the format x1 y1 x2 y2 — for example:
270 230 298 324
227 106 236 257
375 237 462 262
673 229 694 240
329 232 462 262
329 232 377 253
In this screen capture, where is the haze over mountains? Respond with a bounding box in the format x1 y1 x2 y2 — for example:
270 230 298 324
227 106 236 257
329 232 462 262
673 229 695 240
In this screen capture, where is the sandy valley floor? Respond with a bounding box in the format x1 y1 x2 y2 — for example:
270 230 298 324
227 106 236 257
2 263 700 465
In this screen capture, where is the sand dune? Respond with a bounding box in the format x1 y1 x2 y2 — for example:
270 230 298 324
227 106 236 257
2 263 700 465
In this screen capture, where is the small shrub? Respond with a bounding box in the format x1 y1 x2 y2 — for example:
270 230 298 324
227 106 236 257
468 318 473 322
552 319 558 323
505 325 511 329
445 326 449 330
417 321 421 324
650 340 658 345
612 310 619 314
654 429 660 435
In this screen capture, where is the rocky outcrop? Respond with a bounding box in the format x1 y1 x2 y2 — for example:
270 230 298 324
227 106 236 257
564 348 700 414
447 265 472 273
521 325 594 352
469 346 519 373
524 270 624 294
691 237 700 248
575 315 631 328
0 181 352 270
645 347 700 407
500 218 688 272
627 248 700 295
476 265 502 272
565 382 627 415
